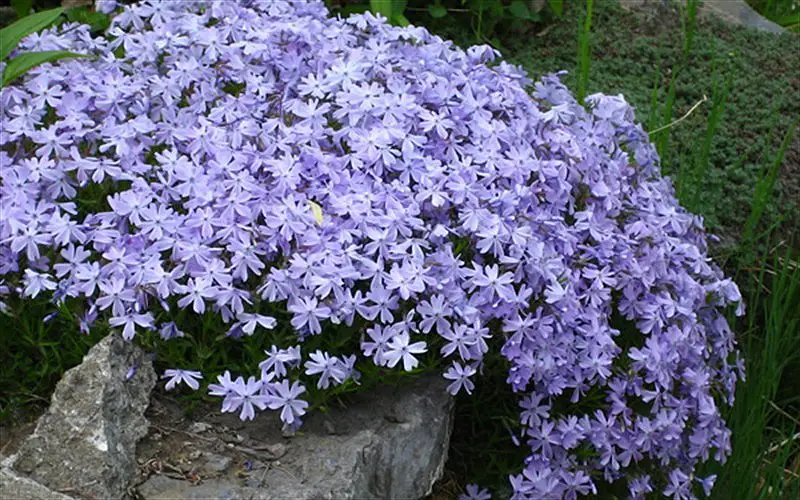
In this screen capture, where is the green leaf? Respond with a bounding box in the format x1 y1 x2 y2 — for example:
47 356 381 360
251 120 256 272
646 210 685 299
369 0 393 18
428 3 448 18
338 4 369 16
392 0 408 13
508 0 532 19
392 13 410 27
66 6 111 33
0 7 65 61
547 0 564 17
776 11 800 28
490 0 506 16
11 0 33 19
1 50 89 87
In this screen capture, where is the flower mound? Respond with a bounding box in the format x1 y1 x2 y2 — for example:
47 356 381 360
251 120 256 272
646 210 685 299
0 1 744 497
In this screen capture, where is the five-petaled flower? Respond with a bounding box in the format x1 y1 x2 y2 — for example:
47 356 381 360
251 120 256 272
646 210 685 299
162 369 203 391
384 332 427 372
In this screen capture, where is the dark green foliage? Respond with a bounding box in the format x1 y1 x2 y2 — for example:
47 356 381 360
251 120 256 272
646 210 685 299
11 0 34 19
329 0 565 41
0 7 97 87
703 245 800 499
444 348 529 497
0 296 107 423
64 5 112 33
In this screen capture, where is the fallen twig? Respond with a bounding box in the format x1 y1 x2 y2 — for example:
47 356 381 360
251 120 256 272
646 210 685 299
648 95 708 135
763 431 800 457
150 423 218 443
768 401 800 429
56 480 99 494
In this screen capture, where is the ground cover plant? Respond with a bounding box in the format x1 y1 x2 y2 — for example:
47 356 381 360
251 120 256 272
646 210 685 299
0 0 796 498
411 1 800 497
420 0 800 249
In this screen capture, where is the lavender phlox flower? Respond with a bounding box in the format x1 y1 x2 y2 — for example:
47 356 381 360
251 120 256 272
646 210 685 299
78 307 98 335
109 311 154 340
439 324 479 361
161 369 203 391
458 484 491 500
176 277 217 314
664 468 693 499
383 331 427 372
304 349 348 389
267 379 309 426
259 345 302 378
95 0 118 15
443 362 476 395
208 370 236 403
696 475 716 497
519 394 550 427
22 269 56 298
361 324 393 365
159 321 185 340
628 475 654 499
385 260 426 300
288 296 331 335
96 278 135 316
238 312 277 335
224 375 270 421
340 354 360 383
417 294 452 334
363 281 399 323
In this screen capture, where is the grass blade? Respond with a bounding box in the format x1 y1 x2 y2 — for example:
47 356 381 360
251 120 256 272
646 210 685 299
575 0 593 103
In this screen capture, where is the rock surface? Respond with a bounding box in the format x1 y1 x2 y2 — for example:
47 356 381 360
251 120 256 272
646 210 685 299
1 334 453 499
7 334 156 499
0 468 72 500
620 0 785 33
133 376 454 500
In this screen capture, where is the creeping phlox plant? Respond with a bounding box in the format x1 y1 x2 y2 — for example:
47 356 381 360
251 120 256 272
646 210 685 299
0 0 744 497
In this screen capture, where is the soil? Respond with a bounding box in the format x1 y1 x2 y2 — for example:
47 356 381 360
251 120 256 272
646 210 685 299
127 394 291 498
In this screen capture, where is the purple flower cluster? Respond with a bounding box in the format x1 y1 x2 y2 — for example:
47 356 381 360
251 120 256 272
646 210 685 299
0 0 744 496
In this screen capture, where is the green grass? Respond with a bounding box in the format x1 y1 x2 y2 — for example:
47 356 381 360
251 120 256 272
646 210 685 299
743 122 798 244
706 244 800 499
575 0 593 103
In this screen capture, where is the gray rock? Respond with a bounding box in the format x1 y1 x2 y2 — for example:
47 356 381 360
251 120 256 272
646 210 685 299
137 376 454 500
0 468 72 500
135 475 188 499
204 453 232 472
620 0 785 33
188 421 212 434
8 334 156 500
700 0 785 33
